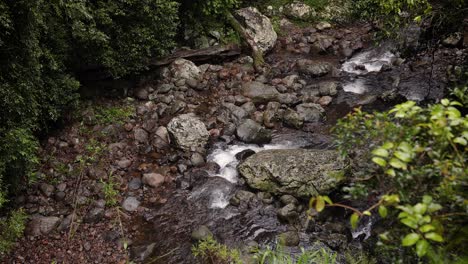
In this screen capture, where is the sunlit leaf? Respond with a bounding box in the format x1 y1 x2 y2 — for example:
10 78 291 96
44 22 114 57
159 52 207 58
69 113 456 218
416 239 429 257
425 232 444 242
389 158 407 170
402 233 420 246
419 224 435 233
413 203 427 215
372 157 387 167
422 195 432 204
315 196 325 212
372 148 389 157
350 213 360 230
379 205 388 218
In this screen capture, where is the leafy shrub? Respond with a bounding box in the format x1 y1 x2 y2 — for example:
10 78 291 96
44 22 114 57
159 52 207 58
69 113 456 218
192 236 242 264
315 99 467 262
0 209 27 253
253 245 338 264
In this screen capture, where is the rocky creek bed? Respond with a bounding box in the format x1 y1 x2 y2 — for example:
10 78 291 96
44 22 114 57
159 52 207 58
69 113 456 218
3 6 467 264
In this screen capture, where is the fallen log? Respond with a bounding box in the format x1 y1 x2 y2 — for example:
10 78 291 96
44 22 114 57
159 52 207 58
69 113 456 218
150 44 241 67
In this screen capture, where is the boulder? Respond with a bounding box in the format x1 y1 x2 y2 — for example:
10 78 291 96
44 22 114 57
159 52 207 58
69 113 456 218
297 59 333 77
296 103 325 122
236 119 272 144
167 114 210 151
283 108 303 129
241 81 280 103
284 2 314 20
238 149 346 197
122 196 140 212
26 216 60 236
169 58 201 80
235 7 277 53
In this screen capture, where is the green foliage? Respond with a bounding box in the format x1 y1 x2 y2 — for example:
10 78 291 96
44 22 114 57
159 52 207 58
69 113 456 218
192 236 242 264
332 99 468 262
253 245 337 264
94 104 135 126
101 173 119 207
0 209 27 253
344 250 377 264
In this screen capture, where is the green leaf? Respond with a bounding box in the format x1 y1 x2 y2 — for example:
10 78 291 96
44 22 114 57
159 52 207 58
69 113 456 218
454 137 467 146
416 239 429 257
322 196 333 205
385 169 396 177
382 142 395 150
402 233 420 246
372 148 389 157
441 99 450 106
422 195 433 204
413 203 427 215
363 210 372 216
316 196 325 212
427 203 443 213
350 213 360 230
372 157 387 167
419 224 435 233
379 205 388 218
394 151 412 163
401 218 418 229
425 232 444 242
389 158 407 170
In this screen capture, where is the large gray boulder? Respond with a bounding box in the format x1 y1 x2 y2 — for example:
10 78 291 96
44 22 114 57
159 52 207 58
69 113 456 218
167 114 209 151
235 7 277 53
238 149 346 197
241 81 280 103
296 103 325 123
284 2 314 20
236 119 272 144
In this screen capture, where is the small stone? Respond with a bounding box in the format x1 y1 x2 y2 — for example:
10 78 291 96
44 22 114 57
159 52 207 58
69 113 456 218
316 21 332 31
84 207 104 223
142 173 165 188
277 204 299 222
277 231 300 247
128 178 142 190
117 159 132 169
26 216 60 236
122 197 140 212
191 225 213 241
134 128 149 144
191 152 205 167
39 183 55 197
135 88 149 100
318 96 333 106
280 195 298 205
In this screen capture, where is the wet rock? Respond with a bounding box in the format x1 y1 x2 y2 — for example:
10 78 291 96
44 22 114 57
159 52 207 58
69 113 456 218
257 192 274 204
191 225 213 241
284 2 313 20
282 75 299 88
167 113 210 151
134 128 149 144
169 58 201 80
223 103 249 123
235 149 256 162
442 32 462 47
322 233 347 250
297 60 332 77
241 81 280 103
191 152 205 167
318 81 338 96
142 173 165 188
84 207 104 223
236 119 272 144
296 103 325 122
26 216 60 236
263 102 281 128
280 195 298 205
318 96 333 106
235 7 277 53
39 183 55 197
122 197 140 212
283 108 303 129
278 93 300 105
230 190 256 206
238 149 346 197
277 231 300 246
277 203 299 222
131 243 156 262
57 214 74 232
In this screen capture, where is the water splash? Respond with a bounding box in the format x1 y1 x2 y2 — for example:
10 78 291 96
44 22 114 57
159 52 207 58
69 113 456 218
342 51 395 75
